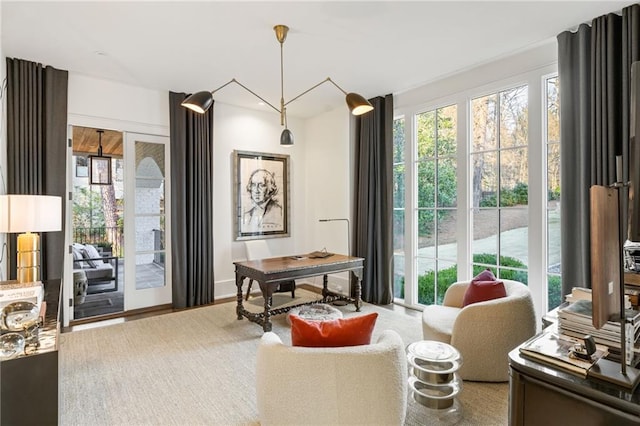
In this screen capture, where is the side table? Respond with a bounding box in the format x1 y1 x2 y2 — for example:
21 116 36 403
0 279 60 425
407 340 463 422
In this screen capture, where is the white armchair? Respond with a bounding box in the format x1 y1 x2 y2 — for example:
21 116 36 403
256 330 408 425
422 279 536 382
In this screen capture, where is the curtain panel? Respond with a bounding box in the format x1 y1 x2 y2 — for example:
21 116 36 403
353 94 394 305
557 4 640 296
169 92 215 308
5 57 68 281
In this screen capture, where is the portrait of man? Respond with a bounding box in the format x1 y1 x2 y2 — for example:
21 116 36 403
235 150 290 239
242 168 283 231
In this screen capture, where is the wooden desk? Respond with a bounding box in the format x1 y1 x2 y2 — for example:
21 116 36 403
234 254 364 332
509 345 640 425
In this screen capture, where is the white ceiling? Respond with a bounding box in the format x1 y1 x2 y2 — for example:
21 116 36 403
1 1 633 118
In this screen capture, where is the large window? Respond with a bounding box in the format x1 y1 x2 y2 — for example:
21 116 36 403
546 76 562 309
393 117 406 301
415 105 458 305
470 86 528 282
393 66 561 316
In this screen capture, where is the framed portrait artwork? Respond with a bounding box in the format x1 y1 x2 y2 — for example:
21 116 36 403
233 150 290 240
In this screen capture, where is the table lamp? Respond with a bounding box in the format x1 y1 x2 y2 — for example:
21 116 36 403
0 195 62 283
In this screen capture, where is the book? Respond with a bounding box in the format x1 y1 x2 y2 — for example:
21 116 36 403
0 281 44 310
519 330 609 378
559 299 640 327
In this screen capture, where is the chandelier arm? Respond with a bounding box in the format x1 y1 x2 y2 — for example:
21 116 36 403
283 77 336 107
213 78 281 114
325 77 349 95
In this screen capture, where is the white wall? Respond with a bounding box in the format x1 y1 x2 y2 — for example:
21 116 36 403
212 103 308 298
395 42 557 108
66 73 351 301
300 107 352 290
68 73 169 135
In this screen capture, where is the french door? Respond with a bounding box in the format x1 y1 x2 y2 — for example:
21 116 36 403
123 132 171 310
64 127 171 325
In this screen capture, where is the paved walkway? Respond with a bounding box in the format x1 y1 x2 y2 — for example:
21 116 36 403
399 209 560 275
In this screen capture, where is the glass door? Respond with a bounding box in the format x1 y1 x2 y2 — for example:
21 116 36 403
123 132 171 310
69 126 125 321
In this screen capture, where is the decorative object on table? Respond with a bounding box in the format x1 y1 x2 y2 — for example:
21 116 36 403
286 303 342 324
0 194 62 283
1 300 41 349
588 183 640 390
407 340 463 422
89 129 112 185
0 280 44 310
181 24 373 147
233 150 290 240
0 332 25 360
519 329 609 378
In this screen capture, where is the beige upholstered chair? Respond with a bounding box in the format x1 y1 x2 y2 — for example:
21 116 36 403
422 279 536 382
256 330 408 425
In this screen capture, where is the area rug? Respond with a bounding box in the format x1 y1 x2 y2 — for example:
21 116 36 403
59 289 507 425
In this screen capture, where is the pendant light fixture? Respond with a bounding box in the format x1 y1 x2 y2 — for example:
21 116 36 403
182 24 373 146
89 129 112 185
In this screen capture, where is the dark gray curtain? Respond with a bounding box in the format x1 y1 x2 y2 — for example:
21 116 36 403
557 4 640 296
169 92 215 308
353 94 394 305
6 58 68 281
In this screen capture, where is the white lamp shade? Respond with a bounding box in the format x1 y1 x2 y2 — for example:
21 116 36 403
0 195 62 233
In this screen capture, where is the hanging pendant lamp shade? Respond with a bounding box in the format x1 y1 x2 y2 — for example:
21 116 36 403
89 129 112 185
182 91 214 113
346 93 374 115
280 129 294 146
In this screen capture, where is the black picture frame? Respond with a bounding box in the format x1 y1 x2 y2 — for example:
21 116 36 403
233 150 290 240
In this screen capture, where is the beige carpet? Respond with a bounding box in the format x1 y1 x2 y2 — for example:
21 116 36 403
59 290 507 425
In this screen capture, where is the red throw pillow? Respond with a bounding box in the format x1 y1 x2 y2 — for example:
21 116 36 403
290 312 378 347
463 269 507 306
472 268 496 282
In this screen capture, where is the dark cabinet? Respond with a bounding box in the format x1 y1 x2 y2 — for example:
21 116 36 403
0 280 60 425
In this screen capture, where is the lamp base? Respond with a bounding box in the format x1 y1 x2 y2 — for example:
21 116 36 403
588 358 640 391
16 232 40 283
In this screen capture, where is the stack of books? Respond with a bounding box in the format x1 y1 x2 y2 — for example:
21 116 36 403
557 299 640 365
519 329 609 378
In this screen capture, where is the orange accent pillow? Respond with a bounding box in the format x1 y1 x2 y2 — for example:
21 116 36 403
290 312 378 347
463 269 507 307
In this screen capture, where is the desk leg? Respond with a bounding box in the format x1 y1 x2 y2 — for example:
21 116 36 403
235 273 245 320
260 282 274 332
353 270 362 312
322 274 329 302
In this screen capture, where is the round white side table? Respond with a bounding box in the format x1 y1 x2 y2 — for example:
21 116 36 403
407 340 463 423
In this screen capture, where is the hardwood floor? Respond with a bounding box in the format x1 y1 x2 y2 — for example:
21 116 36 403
63 283 422 332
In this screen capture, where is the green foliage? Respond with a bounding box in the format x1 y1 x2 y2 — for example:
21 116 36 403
417 264 457 305
547 275 562 309
396 253 528 306
479 183 529 207
73 186 106 229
